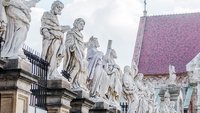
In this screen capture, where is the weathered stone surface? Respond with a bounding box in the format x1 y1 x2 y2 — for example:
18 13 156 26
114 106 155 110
70 98 95 113
74 90 89 99
0 59 6 69
47 80 70 89
89 102 111 113
3 58 32 72
0 58 38 91
46 80 77 113
0 58 38 113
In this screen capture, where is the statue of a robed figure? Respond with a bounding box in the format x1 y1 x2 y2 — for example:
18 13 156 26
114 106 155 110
41 0 70 79
1 0 40 58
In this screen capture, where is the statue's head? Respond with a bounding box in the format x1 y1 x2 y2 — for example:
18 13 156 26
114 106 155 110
110 49 117 59
88 36 100 48
137 73 144 80
73 18 85 31
124 66 131 74
51 0 64 15
169 64 176 75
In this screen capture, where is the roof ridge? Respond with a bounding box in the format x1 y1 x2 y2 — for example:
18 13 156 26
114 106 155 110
145 12 200 17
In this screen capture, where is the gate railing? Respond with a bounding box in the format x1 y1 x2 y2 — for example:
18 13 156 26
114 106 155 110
120 102 128 113
23 45 49 110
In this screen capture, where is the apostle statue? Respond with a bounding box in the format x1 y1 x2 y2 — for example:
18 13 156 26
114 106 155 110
103 47 122 107
41 0 69 79
122 65 139 113
86 36 109 100
1 0 40 58
63 18 88 91
135 73 149 113
0 0 6 39
168 64 177 85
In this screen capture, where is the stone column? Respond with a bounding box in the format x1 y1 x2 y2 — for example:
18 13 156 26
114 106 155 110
0 59 6 69
89 101 121 113
70 90 95 113
89 102 110 113
46 80 77 113
0 58 38 113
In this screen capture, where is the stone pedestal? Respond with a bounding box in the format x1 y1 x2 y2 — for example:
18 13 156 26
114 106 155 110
0 58 6 69
109 106 121 113
46 80 77 113
70 90 95 113
0 58 38 113
89 101 110 113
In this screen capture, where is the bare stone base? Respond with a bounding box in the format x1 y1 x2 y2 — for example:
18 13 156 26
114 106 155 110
0 58 38 113
89 102 111 113
70 89 94 113
70 98 95 113
89 109 110 113
0 58 6 69
46 80 77 113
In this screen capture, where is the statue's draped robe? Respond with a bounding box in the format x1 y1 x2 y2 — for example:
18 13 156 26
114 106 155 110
64 28 86 89
104 56 122 104
135 79 149 113
41 11 64 77
1 0 31 58
122 73 138 113
87 47 109 98
159 100 171 113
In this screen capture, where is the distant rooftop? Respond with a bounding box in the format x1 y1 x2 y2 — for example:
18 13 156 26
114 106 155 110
133 12 200 75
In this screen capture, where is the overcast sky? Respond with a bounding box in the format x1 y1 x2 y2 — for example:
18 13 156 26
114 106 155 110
25 0 200 69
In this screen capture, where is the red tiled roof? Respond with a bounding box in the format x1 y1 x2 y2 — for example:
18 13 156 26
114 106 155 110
135 13 200 75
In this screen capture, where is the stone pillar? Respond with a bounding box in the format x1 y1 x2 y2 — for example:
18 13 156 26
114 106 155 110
70 90 95 113
0 59 6 69
0 58 38 113
46 80 77 113
89 102 110 113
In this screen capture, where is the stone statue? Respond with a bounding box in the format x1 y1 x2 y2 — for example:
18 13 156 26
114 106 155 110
0 20 6 38
86 36 109 100
63 18 88 90
145 81 155 113
0 0 7 37
159 90 171 113
41 0 69 79
1 0 40 58
190 55 200 83
169 101 177 113
0 0 7 23
168 64 177 85
135 73 149 113
122 65 139 113
103 48 122 107
131 61 138 76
